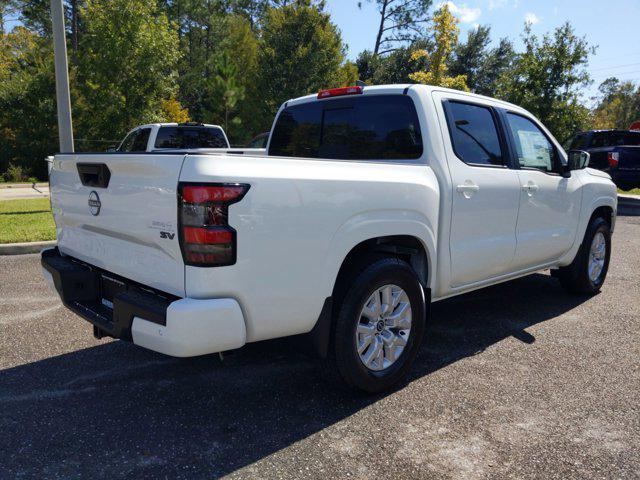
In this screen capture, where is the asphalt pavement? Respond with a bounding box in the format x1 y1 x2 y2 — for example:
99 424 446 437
0 217 638 479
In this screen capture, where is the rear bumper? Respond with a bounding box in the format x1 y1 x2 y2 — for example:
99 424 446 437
41 248 246 357
610 169 640 189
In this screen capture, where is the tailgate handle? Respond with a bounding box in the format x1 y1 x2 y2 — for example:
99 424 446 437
77 163 111 188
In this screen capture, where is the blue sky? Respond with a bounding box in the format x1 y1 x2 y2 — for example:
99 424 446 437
325 0 640 101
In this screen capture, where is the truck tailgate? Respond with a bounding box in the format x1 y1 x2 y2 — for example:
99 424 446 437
50 153 186 297
618 146 640 170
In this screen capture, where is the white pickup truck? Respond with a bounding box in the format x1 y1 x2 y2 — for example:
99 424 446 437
116 122 230 151
42 85 617 392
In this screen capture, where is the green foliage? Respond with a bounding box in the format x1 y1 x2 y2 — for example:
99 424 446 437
357 42 430 85
257 0 346 122
592 78 640 130
210 52 246 136
76 0 180 141
409 4 468 91
495 22 594 142
362 0 432 55
0 1 609 179
0 26 58 179
448 26 514 96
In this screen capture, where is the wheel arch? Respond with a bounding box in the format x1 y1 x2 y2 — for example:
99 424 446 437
558 196 616 267
308 223 435 359
321 214 437 300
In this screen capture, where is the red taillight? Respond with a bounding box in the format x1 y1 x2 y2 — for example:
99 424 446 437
179 183 249 267
182 185 246 203
608 152 619 168
317 86 363 99
183 227 234 245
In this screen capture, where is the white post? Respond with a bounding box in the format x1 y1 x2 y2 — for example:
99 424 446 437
50 0 74 152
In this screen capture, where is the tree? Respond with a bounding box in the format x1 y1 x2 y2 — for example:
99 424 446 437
161 97 190 123
257 0 347 122
448 25 490 90
0 26 58 178
209 52 245 135
356 41 430 85
448 27 514 96
592 78 640 130
496 22 594 141
0 1 19 36
409 4 468 91
361 0 432 56
76 0 180 141
474 37 514 96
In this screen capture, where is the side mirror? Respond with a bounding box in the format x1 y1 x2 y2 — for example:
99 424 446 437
567 150 590 170
106 145 117 152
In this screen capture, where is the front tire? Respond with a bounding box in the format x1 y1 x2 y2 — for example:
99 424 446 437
325 257 426 393
557 216 611 294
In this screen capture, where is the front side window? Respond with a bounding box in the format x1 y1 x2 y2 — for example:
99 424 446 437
269 95 423 160
154 127 228 149
505 113 557 173
444 101 504 166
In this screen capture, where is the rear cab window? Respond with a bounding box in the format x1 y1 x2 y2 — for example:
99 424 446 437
154 126 229 149
269 95 423 161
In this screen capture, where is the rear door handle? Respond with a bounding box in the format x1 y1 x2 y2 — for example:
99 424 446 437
456 182 479 199
521 182 539 195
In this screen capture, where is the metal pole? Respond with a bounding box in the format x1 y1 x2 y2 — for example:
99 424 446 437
50 0 74 152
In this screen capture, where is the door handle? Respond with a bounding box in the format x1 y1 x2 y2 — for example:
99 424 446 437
521 182 539 196
456 182 479 199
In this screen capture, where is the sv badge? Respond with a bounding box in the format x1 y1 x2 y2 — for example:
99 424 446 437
160 231 175 240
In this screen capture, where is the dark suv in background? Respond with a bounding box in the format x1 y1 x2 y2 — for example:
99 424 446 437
567 130 640 191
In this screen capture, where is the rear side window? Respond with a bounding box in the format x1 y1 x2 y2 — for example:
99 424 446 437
444 101 504 166
269 95 423 160
131 128 151 151
119 128 151 152
154 127 228 149
568 134 589 150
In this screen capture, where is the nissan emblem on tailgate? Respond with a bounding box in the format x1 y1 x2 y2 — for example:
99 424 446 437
88 191 101 216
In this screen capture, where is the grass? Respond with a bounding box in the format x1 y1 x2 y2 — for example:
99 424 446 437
619 188 640 196
0 198 56 244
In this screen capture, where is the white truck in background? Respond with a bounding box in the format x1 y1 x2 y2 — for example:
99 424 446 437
115 122 267 156
116 122 230 151
42 84 617 392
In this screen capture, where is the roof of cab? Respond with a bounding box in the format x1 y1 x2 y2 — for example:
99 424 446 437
135 123 223 129
284 84 524 113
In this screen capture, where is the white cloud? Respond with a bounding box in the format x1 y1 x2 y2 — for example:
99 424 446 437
488 0 519 9
488 0 508 10
524 12 540 24
442 1 482 24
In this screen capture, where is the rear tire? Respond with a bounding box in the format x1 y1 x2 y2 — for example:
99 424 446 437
323 257 426 393
557 216 611 295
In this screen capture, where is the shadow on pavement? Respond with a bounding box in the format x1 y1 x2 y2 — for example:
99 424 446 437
0 273 590 478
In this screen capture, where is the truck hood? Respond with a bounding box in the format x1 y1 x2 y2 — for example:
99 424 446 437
585 167 612 180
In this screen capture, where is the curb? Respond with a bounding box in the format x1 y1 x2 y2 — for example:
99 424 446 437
0 183 48 189
0 241 56 255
